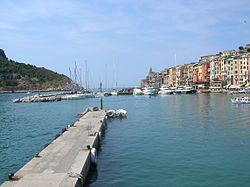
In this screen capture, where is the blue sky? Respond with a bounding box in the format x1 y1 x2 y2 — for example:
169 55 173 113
0 0 250 88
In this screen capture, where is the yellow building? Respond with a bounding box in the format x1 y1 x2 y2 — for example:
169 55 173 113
198 63 203 81
167 67 176 87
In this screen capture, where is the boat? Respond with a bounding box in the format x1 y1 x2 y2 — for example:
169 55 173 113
104 92 112 96
107 110 115 118
231 97 250 104
173 86 197 94
142 87 156 95
61 93 86 100
61 92 95 100
107 109 127 118
110 90 118 96
158 86 173 95
133 88 143 95
115 109 127 118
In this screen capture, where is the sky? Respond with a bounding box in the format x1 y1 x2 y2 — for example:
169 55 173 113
0 0 250 88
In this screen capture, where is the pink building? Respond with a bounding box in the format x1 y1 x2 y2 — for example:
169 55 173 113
202 62 210 83
192 65 199 83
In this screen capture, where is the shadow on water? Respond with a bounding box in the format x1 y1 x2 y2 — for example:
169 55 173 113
84 164 98 186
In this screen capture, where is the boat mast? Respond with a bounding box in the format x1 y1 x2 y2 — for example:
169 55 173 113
74 61 78 92
84 60 89 91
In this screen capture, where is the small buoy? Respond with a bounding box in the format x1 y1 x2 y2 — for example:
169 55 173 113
107 110 115 118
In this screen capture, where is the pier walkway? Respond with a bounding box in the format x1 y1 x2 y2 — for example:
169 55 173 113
1 110 107 187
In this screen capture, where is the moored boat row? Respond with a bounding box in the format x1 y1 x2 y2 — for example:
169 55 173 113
133 86 197 95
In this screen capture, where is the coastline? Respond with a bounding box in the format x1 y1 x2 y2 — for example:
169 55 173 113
0 89 70 94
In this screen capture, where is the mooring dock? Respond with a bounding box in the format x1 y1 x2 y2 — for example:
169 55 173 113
1 110 107 187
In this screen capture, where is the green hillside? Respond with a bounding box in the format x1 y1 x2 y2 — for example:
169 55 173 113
0 49 72 92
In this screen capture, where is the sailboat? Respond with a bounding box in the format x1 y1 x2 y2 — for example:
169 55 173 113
61 61 95 100
110 58 119 96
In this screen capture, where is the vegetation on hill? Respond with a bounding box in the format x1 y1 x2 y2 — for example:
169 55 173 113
0 49 73 92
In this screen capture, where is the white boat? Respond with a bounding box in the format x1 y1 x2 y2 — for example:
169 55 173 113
133 88 143 95
142 87 156 95
110 90 118 96
158 86 173 95
115 109 127 118
231 97 250 104
173 87 197 94
61 93 86 100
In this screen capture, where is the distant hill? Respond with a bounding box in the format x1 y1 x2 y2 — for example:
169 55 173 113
0 49 73 92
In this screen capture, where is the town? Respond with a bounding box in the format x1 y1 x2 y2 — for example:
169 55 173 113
141 44 250 91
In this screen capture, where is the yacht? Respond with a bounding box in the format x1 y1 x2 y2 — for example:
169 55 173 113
173 86 197 94
61 92 95 100
158 86 173 95
231 97 250 104
133 88 143 95
61 93 86 100
142 87 156 95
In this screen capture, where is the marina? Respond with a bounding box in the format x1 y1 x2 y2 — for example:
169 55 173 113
1 1 250 186
1 93 250 186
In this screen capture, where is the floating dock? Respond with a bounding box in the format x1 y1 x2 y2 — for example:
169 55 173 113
1 110 107 187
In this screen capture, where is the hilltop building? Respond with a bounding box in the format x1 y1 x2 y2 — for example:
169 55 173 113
141 68 161 88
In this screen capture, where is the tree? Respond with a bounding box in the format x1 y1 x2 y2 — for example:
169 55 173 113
239 46 244 50
0 49 7 59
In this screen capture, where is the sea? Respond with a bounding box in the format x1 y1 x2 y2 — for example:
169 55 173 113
1 92 250 186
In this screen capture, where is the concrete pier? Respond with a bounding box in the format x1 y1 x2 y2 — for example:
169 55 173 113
1 110 107 187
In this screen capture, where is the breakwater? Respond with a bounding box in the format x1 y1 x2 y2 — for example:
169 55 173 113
1 109 107 187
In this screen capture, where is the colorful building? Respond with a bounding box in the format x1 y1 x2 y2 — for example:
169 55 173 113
141 44 250 89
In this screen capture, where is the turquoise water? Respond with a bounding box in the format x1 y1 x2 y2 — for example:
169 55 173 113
1 93 250 186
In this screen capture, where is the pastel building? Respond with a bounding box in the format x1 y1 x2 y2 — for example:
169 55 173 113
141 45 250 89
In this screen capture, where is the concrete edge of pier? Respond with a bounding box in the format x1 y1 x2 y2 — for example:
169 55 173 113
1 109 107 187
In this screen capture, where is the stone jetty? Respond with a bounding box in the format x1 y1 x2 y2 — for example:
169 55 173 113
12 94 61 103
1 109 107 187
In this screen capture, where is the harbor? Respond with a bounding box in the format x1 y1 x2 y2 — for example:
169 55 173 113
1 93 250 186
1 0 250 186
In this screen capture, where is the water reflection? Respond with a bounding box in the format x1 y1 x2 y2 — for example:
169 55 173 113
85 164 98 186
